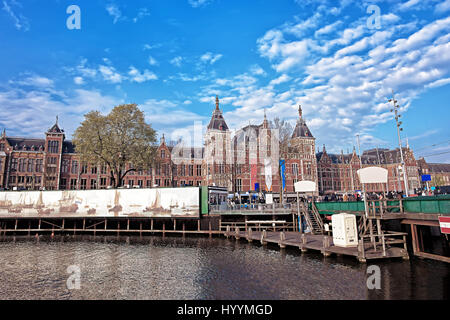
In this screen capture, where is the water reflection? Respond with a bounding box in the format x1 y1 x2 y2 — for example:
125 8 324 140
0 235 447 300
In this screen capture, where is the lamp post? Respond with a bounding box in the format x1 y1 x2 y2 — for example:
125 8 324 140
356 134 368 218
388 92 409 197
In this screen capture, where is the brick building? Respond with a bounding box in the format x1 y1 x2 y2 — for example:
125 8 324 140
316 146 421 195
0 98 443 196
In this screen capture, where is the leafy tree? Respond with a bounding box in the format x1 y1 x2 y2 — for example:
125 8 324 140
73 104 157 188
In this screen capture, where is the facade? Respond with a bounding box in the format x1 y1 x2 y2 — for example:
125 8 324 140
0 98 443 196
417 158 450 189
316 146 421 195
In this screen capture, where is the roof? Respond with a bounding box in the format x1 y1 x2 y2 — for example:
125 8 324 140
63 140 76 153
6 137 45 151
207 97 229 131
427 163 450 173
292 118 313 139
47 123 64 134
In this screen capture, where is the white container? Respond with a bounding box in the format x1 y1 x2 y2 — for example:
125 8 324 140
332 213 358 247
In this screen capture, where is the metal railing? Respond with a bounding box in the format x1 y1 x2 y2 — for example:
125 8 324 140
210 203 293 213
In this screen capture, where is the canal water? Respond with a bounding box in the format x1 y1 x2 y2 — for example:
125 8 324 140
0 235 447 300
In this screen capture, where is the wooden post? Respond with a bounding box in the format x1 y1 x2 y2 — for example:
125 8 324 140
209 220 212 236
73 222 76 235
104 219 107 231
28 221 31 237
38 219 41 230
127 219 130 231
235 227 240 240
15 219 18 230
279 232 286 248
62 219 65 231
183 223 185 236
247 227 252 243
173 219 176 231
163 222 166 236
151 219 154 231
381 232 386 257
226 225 230 238
117 221 120 236
197 219 200 232
83 219 85 231
140 222 142 237
94 224 96 236
260 230 267 245
358 239 366 263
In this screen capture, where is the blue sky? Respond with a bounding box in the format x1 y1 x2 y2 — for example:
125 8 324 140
0 0 449 163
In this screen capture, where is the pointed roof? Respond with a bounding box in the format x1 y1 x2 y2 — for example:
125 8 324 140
207 96 229 131
292 105 313 139
47 116 64 134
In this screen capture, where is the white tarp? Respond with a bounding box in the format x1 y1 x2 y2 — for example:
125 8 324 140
357 167 388 184
266 193 273 204
0 187 200 218
294 181 316 193
264 157 272 191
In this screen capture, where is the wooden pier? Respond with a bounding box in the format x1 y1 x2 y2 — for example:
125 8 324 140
224 228 410 263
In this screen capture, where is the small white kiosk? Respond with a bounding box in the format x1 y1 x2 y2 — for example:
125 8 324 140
332 213 358 247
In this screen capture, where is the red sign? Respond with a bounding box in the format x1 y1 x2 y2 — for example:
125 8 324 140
438 216 450 234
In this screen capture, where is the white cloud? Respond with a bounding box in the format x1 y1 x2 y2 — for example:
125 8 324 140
2 0 29 31
188 0 213 8
128 66 158 83
436 0 450 13
148 56 159 66
170 56 183 67
74 77 84 85
200 52 223 64
133 8 150 23
106 4 123 24
249 64 266 76
270 74 291 86
99 65 123 83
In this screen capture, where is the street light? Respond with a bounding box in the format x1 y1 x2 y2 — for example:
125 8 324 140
389 92 409 197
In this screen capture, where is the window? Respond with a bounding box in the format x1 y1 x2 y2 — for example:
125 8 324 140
9 176 16 184
91 166 97 175
70 179 77 190
101 164 108 175
173 180 178 187
138 180 143 187
196 181 201 186
61 160 69 173
155 165 161 175
155 179 160 186
180 181 185 186
48 140 59 154
161 150 165 158
0 143 4 151
146 180 152 188
128 180 134 187
100 178 107 187
292 163 298 176
60 178 67 189
180 165 185 176
81 164 88 174
236 179 242 192
18 159 26 172
11 158 17 171
18 176 25 184
28 159 35 172
90 179 97 189
35 159 43 172
172 165 177 177
48 157 57 165
71 161 78 174
81 179 87 190
35 176 42 185
196 165 202 176
189 165 194 176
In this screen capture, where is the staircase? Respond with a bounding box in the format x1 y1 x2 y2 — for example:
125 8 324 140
299 200 323 235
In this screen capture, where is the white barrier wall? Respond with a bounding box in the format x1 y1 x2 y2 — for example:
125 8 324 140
0 187 200 218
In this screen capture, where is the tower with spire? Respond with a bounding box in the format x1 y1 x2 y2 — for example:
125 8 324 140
204 96 232 190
